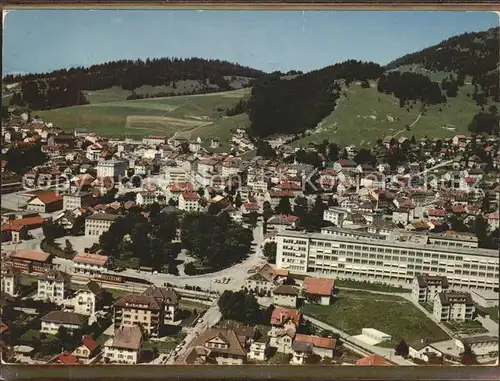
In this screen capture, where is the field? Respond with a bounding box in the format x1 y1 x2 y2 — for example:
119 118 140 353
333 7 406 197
294 81 490 148
38 88 251 142
303 290 450 345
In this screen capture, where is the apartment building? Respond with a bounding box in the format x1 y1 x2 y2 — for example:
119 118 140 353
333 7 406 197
323 207 349 226
96 158 127 179
275 230 499 291
63 192 95 211
85 213 119 237
37 269 71 303
179 192 202 212
113 286 180 337
104 326 143 364
1 265 20 296
412 274 450 303
73 252 109 275
433 291 475 322
162 164 190 185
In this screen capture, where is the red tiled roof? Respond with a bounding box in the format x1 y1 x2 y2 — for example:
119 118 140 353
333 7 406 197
82 335 98 352
242 203 260 210
303 277 335 296
486 212 500 220
0 322 8 334
270 307 302 326
73 253 108 266
169 183 194 192
54 351 78 365
181 192 200 200
32 192 63 205
294 333 336 349
1 216 45 232
356 354 391 366
8 250 51 263
1 160 7 168
428 209 446 217
276 182 302 191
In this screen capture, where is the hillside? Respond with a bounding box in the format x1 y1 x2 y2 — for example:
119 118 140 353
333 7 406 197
5 57 265 110
37 87 251 148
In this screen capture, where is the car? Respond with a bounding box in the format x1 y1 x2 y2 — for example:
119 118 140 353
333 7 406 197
198 318 204 324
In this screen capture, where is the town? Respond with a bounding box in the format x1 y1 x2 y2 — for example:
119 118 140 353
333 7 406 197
0 108 498 367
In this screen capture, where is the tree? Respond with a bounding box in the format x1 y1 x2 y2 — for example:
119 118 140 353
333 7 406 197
64 239 75 258
247 211 258 228
461 345 478 365
263 242 277 264
217 290 261 324
275 197 292 215
42 221 64 243
234 192 243 208
395 339 409 357
262 202 274 222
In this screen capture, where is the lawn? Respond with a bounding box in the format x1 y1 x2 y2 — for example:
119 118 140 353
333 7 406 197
20 273 39 286
335 279 411 293
38 88 251 144
294 80 492 148
142 339 178 354
481 306 499 323
303 290 450 344
444 320 489 335
179 299 209 312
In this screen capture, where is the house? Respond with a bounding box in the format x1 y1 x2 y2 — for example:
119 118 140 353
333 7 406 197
113 287 180 337
85 213 119 237
178 327 247 365
37 269 71 303
66 281 104 316
323 207 349 226
248 336 269 361
333 159 358 173
135 191 157 206
392 208 412 226
26 192 63 213
5 250 53 274
433 291 475 322
303 277 334 305
246 264 289 292
142 135 167 146
269 307 302 354
291 334 336 364
356 354 392 366
1 215 47 243
266 214 299 233
141 285 180 324
1 265 20 296
47 351 79 365
485 212 499 232
63 192 95 211
72 252 109 275
179 192 202 212
241 202 260 215
412 275 449 304
408 340 444 363
272 285 299 308
96 158 127 179
104 326 143 364
458 335 499 364
40 311 87 334
72 335 99 361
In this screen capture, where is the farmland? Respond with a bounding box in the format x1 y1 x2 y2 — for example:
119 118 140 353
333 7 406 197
37 88 251 142
294 81 485 148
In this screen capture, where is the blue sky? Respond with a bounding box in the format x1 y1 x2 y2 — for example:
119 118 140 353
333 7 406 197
3 10 498 75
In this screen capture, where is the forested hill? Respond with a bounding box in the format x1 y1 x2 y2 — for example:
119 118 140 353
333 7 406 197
4 57 267 110
247 60 383 138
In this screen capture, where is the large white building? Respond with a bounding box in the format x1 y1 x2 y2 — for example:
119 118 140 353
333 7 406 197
179 192 202 212
275 230 499 291
433 291 475 322
85 213 119 237
96 158 127 179
73 252 109 275
37 270 71 303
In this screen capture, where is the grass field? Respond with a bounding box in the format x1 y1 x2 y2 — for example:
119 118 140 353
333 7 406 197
303 290 450 344
294 80 492 148
38 88 251 142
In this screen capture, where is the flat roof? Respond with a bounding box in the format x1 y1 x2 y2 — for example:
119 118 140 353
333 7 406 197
276 231 498 258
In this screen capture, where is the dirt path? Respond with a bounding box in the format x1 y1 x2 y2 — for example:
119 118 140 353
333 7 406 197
391 113 422 139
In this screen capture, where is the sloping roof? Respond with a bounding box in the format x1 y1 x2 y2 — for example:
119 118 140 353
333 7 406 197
267 214 299 225
273 285 300 296
294 333 336 349
270 306 302 326
73 252 109 266
356 354 391 366
86 213 119 221
31 192 63 205
142 286 179 305
52 351 78 364
303 277 335 296
38 269 71 283
248 264 276 283
188 327 246 357
292 340 314 353
41 311 87 326
82 335 98 352
114 294 161 310
109 326 142 350
8 250 51 263
1 216 45 232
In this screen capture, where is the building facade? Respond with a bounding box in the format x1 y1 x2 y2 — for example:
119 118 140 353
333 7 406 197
275 230 498 291
85 214 119 237
433 292 475 322
412 274 450 303
37 270 71 303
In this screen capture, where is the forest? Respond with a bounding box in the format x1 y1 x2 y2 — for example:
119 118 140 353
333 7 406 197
246 60 384 138
6 57 266 110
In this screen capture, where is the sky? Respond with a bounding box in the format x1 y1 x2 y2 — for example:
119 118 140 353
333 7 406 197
3 10 499 75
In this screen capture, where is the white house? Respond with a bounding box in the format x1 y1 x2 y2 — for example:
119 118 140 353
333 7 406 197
248 337 269 361
136 191 157 206
40 311 87 334
96 158 127 179
1 265 20 296
37 270 71 304
179 192 202 212
323 207 349 226
272 285 299 308
104 326 143 364
72 252 109 275
433 291 475 322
